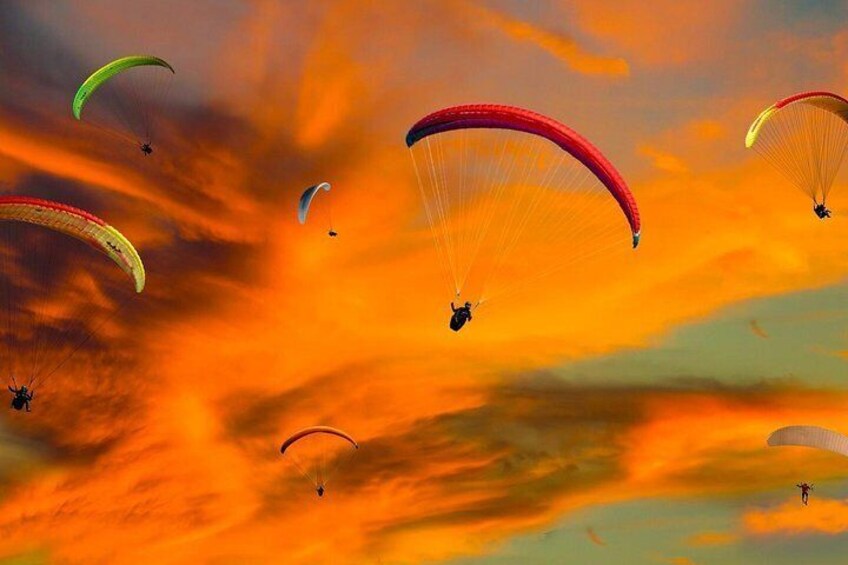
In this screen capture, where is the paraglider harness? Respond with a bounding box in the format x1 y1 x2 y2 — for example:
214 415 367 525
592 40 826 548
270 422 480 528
140 143 153 156
814 202 831 219
8 378 33 412
450 301 474 332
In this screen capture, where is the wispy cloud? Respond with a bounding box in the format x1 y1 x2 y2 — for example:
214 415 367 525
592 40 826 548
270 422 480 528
464 1 629 77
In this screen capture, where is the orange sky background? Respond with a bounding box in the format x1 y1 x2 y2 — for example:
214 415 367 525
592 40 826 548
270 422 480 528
1 1 848 564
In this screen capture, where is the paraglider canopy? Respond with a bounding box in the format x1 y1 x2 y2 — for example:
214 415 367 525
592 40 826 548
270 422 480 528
280 426 359 454
745 91 848 148
406 104 641 246
767 425 848 458
73 55 175 120
297 183 332 225
0 196 145 292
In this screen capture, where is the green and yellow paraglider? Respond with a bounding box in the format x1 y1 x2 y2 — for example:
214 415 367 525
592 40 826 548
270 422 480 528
73 55 175 155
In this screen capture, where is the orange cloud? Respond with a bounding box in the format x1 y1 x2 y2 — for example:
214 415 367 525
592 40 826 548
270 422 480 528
2 3 848 564
572 0 742 67
638 144 690 173
688 120 727 142
686 531 739 546
744 498 848 536
667 558 699 565
464 1 629 77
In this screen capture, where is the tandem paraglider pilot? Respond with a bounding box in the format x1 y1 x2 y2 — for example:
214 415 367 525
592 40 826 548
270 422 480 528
814 202 831 219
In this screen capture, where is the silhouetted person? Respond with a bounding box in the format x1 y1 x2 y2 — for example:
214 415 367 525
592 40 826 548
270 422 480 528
797 482 813 505
8 385 32 412
317 485 325 497
450 301 473 332
814 203 831 219
140 143 153 156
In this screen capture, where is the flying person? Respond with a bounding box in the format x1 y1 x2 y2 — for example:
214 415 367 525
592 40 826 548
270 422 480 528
8 384 33 412
450 301 473 332
797 482 813 505
328 230 338 237
814 202 831 219
317 485 325 497
140 143 153 156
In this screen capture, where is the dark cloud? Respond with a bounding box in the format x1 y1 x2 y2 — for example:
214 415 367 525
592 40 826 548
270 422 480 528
236 372 813 549
222 360 387 441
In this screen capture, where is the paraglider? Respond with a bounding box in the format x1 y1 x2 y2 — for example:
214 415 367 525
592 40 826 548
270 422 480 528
767 426 846 506
280 426 358 497
73 55 175 155
746 91 848 219
0 196 145 399
406 104 640 322
298 182 337 237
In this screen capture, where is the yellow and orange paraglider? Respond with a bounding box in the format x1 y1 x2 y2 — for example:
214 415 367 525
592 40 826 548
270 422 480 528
0 196 144 394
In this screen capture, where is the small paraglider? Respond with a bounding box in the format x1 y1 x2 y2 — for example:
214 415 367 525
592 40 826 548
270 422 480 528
746 91 848 218
797 482 814 505
73 55 175 155
8 383 33 412
280 426 358 498
298 182 337 238
449 301 473 332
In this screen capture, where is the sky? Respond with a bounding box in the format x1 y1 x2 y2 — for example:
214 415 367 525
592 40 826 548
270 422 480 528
0 0 847 563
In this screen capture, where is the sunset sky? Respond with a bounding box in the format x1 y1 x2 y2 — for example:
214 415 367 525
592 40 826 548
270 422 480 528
1 1 848 564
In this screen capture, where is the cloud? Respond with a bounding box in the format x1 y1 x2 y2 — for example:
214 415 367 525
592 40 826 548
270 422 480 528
1 2 848 564
572 0 743 68
744 497 848 536
638 144 690 173
464 1 629 77
666 558 698 565
686 530 738 546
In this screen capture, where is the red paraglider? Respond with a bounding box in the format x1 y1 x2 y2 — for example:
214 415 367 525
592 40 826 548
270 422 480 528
406 104 641 246
405 103 641 313
280 426 359 497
